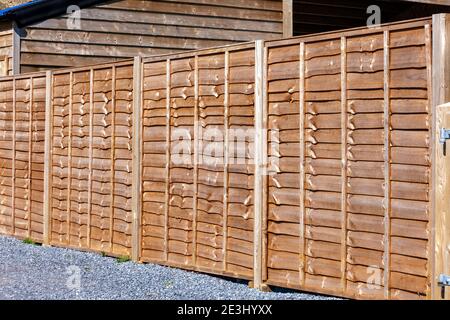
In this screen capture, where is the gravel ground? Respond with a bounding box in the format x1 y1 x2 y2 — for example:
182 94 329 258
0 235 337 300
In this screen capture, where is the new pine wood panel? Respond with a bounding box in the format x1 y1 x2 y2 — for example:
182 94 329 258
50 62 134 256
140 46 256 280
264 19 432 299
0 74 46 242
20 0 283 72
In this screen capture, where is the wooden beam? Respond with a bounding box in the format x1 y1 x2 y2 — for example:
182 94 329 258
12 23 20 75
192 55 199 267
222 51 230 272
253 39 266 290
283 0 293 38
383 30 391 300
66 72 73 246
164 58 171 262
298 41 306 287
109 65 116 253
425 22 433 299
131 56 143 262
87 68 94 249
27 76 33 239
11 78 16 235
435 102 450 300
431 13 450 300
43 71 53 245
340 36 348 295
261 45 269 284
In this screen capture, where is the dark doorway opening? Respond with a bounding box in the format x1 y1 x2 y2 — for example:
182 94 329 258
293 0 450 36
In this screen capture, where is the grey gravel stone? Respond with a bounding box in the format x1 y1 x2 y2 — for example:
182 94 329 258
0 235 338 300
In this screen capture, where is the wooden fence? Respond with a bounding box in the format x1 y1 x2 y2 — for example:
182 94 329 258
0 73 46 242
1 16 450 300
139 44 258 279
263 18 433 300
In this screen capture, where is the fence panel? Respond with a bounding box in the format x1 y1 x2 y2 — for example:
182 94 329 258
49 62 134 256
140 44 258 280
0 73 46 242
264 19 433 299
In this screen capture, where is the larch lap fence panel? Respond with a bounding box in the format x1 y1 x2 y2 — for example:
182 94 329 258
140 44 257 280
0 73 46 242
49 61 135 256
263 18 433 300
0 16 450 300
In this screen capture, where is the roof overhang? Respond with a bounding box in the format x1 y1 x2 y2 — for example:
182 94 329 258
0 0 108 28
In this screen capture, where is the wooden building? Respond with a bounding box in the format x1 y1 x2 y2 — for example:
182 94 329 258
0 0 449 75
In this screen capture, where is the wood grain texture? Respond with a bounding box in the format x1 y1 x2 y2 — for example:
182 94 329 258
140 43 256 280
264 16 432 299
19 0 283 72
0 15 440 300
0 26 13 76
0 73 46 241
132 56 142 261
432 13 450 300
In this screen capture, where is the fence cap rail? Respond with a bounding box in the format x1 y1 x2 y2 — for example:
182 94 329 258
142 42 256 63
265 16 433 48
0 70 47 81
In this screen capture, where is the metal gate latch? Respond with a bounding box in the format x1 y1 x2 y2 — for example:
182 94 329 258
438 274 450 298
440 128 450 155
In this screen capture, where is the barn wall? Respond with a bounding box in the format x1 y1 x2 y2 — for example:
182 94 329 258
0 24 13 76
19 0 283 72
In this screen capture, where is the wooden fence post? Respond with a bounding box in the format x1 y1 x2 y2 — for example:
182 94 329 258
12 22 21 75
43 70 52 246
282 0 293 38
253 40 268 290
131 56 143 262
435 103 450 300
432 13 450 300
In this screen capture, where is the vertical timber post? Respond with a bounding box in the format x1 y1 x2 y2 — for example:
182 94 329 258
222 51 230 272
340 36 348 296
87 69 94 248
435 103 450 300
43 71 52 245
299 42 306 287
163 59 171 262
282 0 293 38
131 56 143 262
432 13 450 300
383 30 391 299
253 40 267 291
12 22 20 75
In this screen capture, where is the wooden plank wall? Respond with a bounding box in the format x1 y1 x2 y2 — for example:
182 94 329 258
0 73 47 242
19 0 283 73
264 18 433 299
49 61 134 256
0 27 13 76
139 44 257 279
